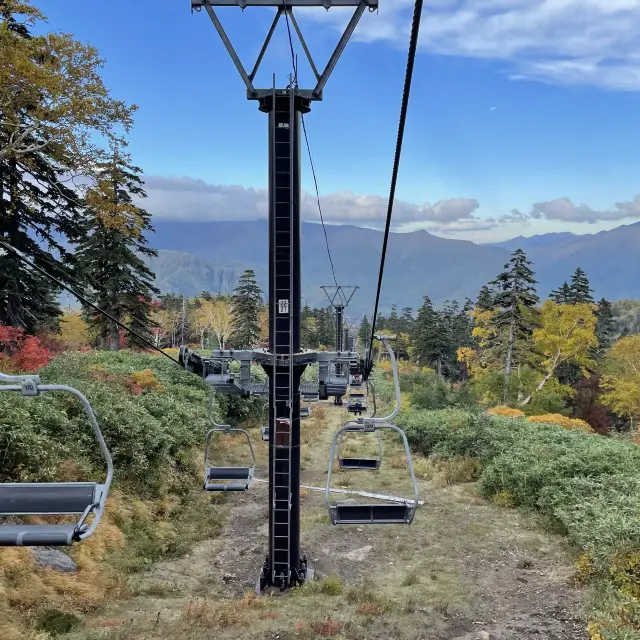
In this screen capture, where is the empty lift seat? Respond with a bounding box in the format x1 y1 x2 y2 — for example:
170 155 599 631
330 502 414 525
204 466 252 491
338 457 380 470
0 482 100 546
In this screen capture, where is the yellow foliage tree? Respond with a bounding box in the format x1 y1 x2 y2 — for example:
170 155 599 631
59 309 89 349
600 335 640 429
521 301 597 405
0 0 134 165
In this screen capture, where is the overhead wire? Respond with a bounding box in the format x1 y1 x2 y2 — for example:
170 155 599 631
282 1 339 290
364 0 424 378
0 239 182 366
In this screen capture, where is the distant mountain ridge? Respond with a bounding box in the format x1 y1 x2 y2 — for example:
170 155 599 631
146 220 640 316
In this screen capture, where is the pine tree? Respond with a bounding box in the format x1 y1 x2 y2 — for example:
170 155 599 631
387 305 399 335
595 298 615 351
414 296 449 376
76 148 159 350
301 303 314 348
569 267 594 304
358 315 371 349
476 285 495 310
0 8 85 332
489 249 539 399
399 307 414 334
230 269 263 348
550 282 572 304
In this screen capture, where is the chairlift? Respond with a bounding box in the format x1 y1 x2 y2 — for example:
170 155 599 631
300 406 311 419
340 380 379 468
346 390 368 415
203 391 256 491
325 336 419 525
0 373 113 546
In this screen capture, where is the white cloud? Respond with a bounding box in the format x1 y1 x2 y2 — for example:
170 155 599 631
302 0 640 90
140 175 640 236
514 193 640 222
141 175 482 228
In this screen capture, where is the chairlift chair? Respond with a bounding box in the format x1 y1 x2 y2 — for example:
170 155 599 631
0 373 113 547
325 336 419 525
203 391 256 491
339 380 379 469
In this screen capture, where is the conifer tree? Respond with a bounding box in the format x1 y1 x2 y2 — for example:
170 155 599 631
0 7 82 331
595 297 615 351
230 269 263 348
75 148 159 350
550 282 572 304
476 285 495 310
0 0 135 332
358 315 371 349
569 267 594 304
413 296 449 376
489 249 539 398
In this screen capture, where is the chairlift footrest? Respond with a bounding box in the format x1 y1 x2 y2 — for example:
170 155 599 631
205 483 249 492
0 523 80 546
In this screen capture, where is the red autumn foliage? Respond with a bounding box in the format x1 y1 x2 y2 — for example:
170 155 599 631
0 325 53 372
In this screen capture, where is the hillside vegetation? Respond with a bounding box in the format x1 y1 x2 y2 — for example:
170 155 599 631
399 404 640 639
0 351 261 639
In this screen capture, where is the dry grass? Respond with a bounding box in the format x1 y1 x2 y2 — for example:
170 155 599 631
413 455 481 486
181 591 266 628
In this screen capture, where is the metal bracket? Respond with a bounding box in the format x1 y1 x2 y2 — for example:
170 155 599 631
193 0 373 100
321 285 359 309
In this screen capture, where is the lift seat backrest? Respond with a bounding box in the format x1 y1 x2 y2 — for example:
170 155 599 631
332 503 412 524
206 467 252 480
338 458 380 470
0 483 98 516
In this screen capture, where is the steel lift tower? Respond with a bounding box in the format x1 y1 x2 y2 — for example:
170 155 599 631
321 286 358 405
190 0 376 591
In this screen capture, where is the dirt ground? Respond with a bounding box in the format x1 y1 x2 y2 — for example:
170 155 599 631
64 405 588 640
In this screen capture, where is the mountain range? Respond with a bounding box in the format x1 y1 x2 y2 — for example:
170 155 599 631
145 219 640 318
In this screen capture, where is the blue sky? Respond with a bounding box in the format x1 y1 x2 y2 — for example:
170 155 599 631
43 0 640 242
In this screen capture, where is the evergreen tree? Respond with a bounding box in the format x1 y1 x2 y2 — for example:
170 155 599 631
358 315 371 349
76 148 159 350
413 296 449 376
476 285 495 310
230 269 263 348
387 305 399 334
595 298 615 351
301 304 314 348
550 282 572 304
569 267 594 304
489 249 539 398
399 307 414 334
0 8 84 331
200 290 213 301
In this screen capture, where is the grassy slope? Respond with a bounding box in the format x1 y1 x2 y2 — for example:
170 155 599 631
399 405 640 639
0 351 261 639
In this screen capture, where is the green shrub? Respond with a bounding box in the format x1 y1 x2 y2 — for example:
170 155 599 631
401 406 640 638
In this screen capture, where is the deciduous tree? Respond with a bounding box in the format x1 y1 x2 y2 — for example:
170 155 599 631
521 301 597 405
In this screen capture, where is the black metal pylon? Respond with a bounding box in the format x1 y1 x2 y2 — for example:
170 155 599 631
321 285 358 405
259 88 310 591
